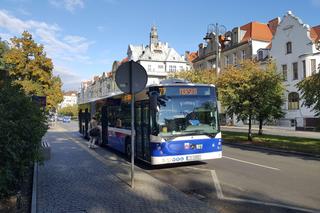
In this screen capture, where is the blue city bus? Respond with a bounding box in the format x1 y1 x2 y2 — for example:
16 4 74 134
78 80 222 165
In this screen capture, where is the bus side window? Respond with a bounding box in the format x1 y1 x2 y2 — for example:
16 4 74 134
116 118 122 128
108 107 116 127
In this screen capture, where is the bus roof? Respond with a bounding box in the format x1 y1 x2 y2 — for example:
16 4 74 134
78 79 216 105
149 82 216 88
148 79 216 88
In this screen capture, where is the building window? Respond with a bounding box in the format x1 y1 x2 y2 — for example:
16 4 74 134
158 65 164 69
258 51 263 61
282 64 287 81
288 92 299 110
286 42 292 54
292 62 298 80
302 60 306 78
241 50 246 61
233 53 237 64
225 55 229 65
169 65 176 72
148 65 152 72
311 59 316 75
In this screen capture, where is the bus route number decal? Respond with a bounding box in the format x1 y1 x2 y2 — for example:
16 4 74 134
180 88 197 95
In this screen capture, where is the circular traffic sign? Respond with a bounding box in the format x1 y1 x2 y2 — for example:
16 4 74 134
115 61 148 94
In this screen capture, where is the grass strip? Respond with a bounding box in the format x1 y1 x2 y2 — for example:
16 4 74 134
222 131 320 155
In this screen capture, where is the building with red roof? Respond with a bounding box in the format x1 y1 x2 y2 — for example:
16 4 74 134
192 17 279 72
221 18 278 69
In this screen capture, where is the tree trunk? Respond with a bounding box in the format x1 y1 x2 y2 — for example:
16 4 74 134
248 114 253 141
258 119 263 135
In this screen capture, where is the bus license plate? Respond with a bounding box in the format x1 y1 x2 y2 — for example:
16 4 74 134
186 155 201 161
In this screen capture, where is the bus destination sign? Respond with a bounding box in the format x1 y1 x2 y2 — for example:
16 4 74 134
179 88 198 95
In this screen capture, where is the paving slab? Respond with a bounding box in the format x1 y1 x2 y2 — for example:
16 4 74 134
35 125 218 213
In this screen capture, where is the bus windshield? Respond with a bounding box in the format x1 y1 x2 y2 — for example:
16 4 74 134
156 95 219 137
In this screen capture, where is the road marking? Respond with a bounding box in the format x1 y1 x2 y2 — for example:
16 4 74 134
223 156 280 171
210 170 224 199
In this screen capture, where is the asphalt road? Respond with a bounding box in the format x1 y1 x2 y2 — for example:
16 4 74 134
57 121 320 213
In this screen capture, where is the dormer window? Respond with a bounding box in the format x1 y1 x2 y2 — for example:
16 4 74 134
258 51 263 60
286 42 292 54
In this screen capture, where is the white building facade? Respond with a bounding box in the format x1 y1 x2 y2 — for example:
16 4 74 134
128 26 189 85
270 11 320 129
78 26 189 105
60 91 78 108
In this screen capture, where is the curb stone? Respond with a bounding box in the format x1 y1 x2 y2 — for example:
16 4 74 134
31 162 38 213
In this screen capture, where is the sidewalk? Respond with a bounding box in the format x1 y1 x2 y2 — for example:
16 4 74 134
221 125 320 139
34 125 217 213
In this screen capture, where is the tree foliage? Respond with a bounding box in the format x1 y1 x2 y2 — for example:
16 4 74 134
46 76 64 111
297 72 320 117
217 60 285 140
0 39 9 70
255 62 285 134
0 74 47 199
58 104 78 117
169 68 217 84
4 31 63 110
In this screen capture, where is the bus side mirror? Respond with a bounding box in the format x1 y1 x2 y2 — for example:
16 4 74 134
149 91 158 111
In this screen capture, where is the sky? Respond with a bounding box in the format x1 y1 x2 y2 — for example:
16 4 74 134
0 0 319 91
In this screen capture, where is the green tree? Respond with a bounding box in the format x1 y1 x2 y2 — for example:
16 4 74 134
4 31 63 110
169 68 217 84
58 105 78 118
0 38 9 70
46 76 64 111
217 60 285 141
0 72 47 199
255 62 285 134
297 71 320 117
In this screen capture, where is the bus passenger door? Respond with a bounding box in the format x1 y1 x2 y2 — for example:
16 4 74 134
101 105 108 146
84 108 90 140
141 102 150 161
78 109 82 134
135 102 143 159
135 101 150 161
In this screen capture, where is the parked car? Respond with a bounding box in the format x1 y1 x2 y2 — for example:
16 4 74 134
63 116 71 123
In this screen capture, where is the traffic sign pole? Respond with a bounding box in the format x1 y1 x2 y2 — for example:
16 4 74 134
130 61 135 189
114 60 147 189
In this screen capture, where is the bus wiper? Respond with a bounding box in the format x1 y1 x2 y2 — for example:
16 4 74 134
184 129 218 136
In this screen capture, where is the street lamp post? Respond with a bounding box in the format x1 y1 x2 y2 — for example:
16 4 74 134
204 23 226 74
